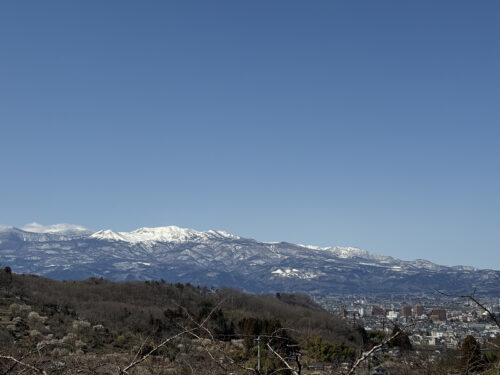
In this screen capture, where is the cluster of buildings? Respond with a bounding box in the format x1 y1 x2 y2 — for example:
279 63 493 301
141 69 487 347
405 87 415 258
317 294 500 349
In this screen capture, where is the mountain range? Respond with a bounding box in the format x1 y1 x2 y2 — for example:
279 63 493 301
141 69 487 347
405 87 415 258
0 223 498 295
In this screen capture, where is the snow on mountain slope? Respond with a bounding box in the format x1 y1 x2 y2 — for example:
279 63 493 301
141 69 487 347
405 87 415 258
300 244 391 261
89 226 240 243
1 223 498 295
90 230 128 242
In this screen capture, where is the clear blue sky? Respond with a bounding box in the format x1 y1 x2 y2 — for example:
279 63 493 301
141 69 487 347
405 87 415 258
1 1 499 269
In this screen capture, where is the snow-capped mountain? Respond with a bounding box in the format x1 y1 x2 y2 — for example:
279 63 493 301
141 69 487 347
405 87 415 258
0 224 498 295
89 226 239 243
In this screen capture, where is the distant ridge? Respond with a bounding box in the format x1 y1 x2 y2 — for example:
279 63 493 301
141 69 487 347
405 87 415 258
0 224 498 296
89 225 239 243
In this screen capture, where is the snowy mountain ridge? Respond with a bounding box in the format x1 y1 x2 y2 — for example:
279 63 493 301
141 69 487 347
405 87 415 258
0 223 497 295
89 225 239 243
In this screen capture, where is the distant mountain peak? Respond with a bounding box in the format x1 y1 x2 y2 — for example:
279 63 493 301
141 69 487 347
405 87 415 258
89 225 240 243
0 222 498 295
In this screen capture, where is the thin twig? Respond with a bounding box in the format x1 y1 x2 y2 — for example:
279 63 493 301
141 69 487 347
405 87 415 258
132 335 150 363
437 289 500 329
2 348 39 375
174 299 225 341
266 343 299 375
178 316 255 374
0 355 47 375
119 328 192 374
347 324 415 375
120 300 225 374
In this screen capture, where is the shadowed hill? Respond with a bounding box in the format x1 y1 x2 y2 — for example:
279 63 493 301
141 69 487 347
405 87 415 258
0 270 366 374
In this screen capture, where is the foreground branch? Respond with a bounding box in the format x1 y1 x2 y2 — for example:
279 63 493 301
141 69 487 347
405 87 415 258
119 328 192 374
347 325 412 375
437 289 500 329
120 300 225 374
266 343 300 375
0 355 47 375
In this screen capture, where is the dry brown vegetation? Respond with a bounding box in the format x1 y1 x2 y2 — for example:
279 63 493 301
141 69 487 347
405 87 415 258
1 269 499 374
0 271 363 374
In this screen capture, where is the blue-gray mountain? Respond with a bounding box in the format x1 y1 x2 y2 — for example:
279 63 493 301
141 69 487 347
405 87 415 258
0 224 498 296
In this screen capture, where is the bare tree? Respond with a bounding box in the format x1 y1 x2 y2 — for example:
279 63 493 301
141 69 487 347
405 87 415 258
347 322 415 375
119 301 225 375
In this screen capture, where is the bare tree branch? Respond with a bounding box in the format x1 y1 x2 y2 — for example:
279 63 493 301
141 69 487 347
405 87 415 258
132 334 150 364
120 300 226 375
119 328 192 374
0 355 47 375
347 323 415 375
178 313 256 374
264 327 303 375
437 289 500 329
2 347 40 375
173 300 225 342
266 342 300 375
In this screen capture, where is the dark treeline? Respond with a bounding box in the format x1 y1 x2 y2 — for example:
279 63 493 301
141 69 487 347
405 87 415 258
5 273 360 344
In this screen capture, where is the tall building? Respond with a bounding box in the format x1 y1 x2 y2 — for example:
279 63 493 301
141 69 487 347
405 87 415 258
401 306 412 317
430 308 447 322
413 305 424 316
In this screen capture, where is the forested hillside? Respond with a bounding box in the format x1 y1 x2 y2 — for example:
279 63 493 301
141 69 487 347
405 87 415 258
0 269 499 374
0 269 364 374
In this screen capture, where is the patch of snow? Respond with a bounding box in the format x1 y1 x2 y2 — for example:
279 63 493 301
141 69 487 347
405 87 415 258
90 230 127 242
300 244 392 262
90 225 240 244
205 230 240 239
271 268 322 279
359 262 385 267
